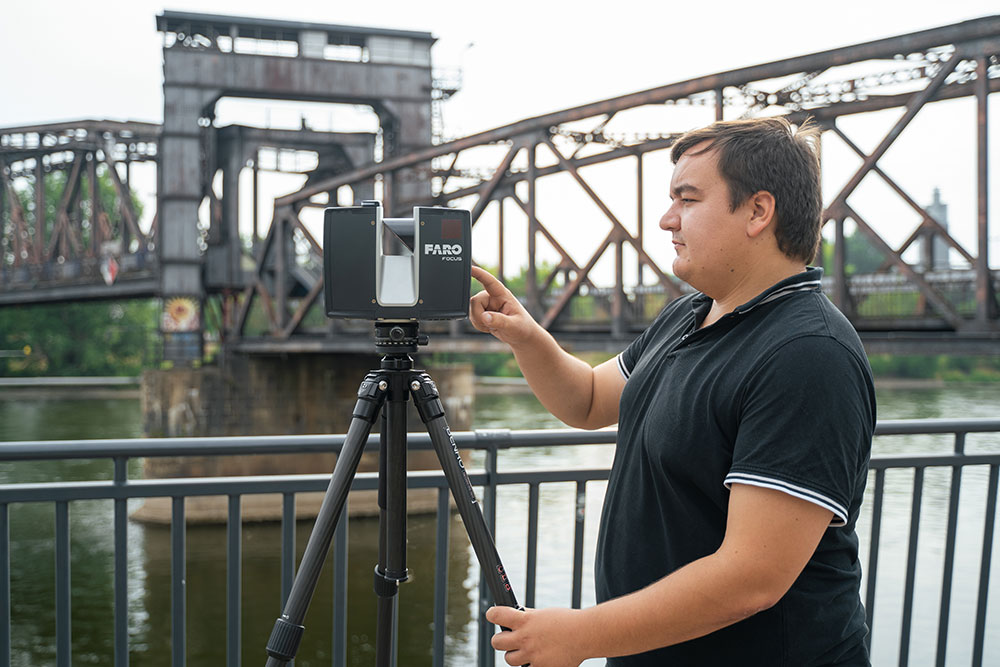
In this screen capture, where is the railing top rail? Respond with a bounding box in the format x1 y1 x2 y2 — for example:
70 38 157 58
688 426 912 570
0 420 997 462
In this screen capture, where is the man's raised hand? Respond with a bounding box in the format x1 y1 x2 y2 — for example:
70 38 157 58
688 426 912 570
469 266 539 347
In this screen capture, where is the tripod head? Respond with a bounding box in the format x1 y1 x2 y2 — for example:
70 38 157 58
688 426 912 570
374 321 428 368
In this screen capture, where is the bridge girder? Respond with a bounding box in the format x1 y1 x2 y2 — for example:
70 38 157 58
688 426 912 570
1 15 998 356
243 15 998 351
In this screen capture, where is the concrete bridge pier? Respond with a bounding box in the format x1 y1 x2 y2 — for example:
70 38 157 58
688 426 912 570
136 352 474 522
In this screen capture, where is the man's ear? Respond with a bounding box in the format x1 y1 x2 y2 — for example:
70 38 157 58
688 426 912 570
746 191 776 238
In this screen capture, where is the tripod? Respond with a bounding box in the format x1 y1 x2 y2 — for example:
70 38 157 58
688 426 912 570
265 322 521 666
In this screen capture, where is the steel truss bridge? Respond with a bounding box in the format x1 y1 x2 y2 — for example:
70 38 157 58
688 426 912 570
1 13 998 357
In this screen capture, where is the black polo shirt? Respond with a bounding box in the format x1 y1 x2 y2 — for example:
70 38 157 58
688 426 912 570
595 267 875 666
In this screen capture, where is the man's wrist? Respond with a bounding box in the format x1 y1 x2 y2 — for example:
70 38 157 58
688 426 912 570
572 604 608 661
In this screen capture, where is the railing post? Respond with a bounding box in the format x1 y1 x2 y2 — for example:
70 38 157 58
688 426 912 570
171 497 186 667
865 468 885 652
55 501 71 667
113 457 129 667
972 464 998 667
526 483 540 609
571 481 586 609
227 495 242 667
281 493 296 607
936 433 965 665
899 467 925 666
1 503 9 666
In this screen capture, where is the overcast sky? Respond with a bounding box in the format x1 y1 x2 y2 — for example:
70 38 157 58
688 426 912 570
1 1 997 275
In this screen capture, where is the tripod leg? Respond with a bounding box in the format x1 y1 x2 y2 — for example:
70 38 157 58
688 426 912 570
375 375 410 667
410 373 521 611
264 373 387 667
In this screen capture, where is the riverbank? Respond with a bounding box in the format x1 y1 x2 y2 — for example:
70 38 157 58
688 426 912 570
0 376 141 400
476 375 999 393
0 374 993 401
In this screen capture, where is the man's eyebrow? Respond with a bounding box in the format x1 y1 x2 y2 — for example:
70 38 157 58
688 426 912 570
670 183 702 198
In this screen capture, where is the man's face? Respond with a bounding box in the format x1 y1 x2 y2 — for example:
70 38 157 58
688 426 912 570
659 143 753 295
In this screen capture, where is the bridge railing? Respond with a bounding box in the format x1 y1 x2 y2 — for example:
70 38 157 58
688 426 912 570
1 419 998 666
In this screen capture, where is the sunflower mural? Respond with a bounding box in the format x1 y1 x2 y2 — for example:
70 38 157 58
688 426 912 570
161 297 201 332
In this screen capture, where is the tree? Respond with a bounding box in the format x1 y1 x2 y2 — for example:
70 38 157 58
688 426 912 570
0 300 160 376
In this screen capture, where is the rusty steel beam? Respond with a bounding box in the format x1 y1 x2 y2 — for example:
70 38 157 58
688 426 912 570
33 159 44 265
277 16 1000 207
846 204 962 328
0 159 30 268
827 50 962 213
832 216 850 314
470 141 523 226
830 124 975 267
541 228 616 330
102 151 145 249
541 135 682 299
636 153 645 284
88 154 100 257
508 193 598 292
280 277 324 339
289 136 679 212
526 140 540 316
790 75 1000 124
975 55 994 323
47 153 84 259
0 119 161 137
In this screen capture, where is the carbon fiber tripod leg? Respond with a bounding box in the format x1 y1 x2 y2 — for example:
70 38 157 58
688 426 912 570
410 372 521 610
374 373 410 667
264 373 387 667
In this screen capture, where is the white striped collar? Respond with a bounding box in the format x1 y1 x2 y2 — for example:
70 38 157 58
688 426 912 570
699 267 824 318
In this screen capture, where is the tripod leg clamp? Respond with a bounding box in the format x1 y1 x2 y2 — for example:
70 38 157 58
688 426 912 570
410 374 445 423
354 372 387 422
265 616 305 661
373 564 407 598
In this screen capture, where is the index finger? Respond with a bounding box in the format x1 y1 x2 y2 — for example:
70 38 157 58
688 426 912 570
470 266 508 296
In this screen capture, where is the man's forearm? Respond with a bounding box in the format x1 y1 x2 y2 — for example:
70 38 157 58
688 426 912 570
509 325 599 429
488 486 832 665
575 552 773 659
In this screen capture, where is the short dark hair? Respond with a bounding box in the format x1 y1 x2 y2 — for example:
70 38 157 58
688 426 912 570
670 117 822 263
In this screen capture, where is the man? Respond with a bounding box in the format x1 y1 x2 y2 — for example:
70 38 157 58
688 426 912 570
470 117 875 666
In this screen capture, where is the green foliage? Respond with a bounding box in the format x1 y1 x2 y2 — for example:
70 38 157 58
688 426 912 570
821 229 886 275
472 262 558 298
867 354 1000 382
426 351 522 377
0 300 160 376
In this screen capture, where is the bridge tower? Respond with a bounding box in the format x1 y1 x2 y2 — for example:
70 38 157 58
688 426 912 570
155 11 435 363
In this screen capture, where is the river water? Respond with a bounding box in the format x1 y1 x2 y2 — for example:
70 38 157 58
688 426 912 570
0 383 998 666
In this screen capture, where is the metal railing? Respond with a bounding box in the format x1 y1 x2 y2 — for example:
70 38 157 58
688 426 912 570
0 419 998 667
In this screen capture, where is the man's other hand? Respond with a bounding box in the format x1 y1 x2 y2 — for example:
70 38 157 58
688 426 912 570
469 266 539 347
486 605 589 667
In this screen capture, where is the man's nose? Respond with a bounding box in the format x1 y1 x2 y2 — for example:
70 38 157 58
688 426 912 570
659 205 679 231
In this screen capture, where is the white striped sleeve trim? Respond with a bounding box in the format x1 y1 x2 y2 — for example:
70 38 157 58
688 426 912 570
724 472 848 527
617 353 631 381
